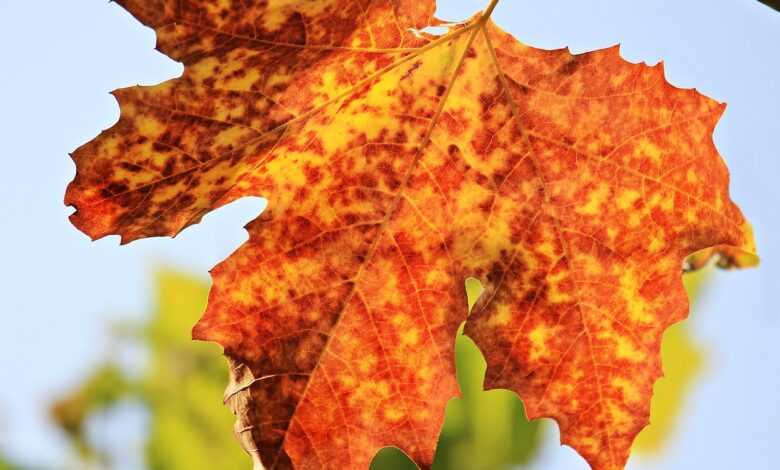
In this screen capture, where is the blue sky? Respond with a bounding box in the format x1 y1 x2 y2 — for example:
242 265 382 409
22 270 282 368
0 1 778 469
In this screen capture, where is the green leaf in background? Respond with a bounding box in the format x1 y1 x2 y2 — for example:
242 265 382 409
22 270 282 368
51 271 249 470
142 272 248 470
0 456 23 470
50 364 129 462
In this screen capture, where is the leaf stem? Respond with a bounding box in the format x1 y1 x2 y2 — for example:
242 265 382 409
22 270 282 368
480 0 501 22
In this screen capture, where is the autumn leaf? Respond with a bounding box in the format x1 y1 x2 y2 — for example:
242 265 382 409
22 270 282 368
65 0 757 469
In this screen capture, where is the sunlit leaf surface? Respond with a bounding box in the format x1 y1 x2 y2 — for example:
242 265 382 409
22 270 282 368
65 1 757 468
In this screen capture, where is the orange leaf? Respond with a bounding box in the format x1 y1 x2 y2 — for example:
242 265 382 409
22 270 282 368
65 1 757 469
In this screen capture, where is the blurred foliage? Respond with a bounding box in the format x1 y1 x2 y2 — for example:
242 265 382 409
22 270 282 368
50 364 129 461
52 269 709 469
0 457 22 470
51 272 248 470
141 273 246 470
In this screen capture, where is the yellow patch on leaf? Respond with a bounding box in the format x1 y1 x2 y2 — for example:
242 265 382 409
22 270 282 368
65 1 757 469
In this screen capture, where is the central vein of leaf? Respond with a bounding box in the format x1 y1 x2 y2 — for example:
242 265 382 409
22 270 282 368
270 9 499 465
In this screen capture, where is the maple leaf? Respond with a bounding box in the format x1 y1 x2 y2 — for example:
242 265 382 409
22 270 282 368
65 0 758 469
